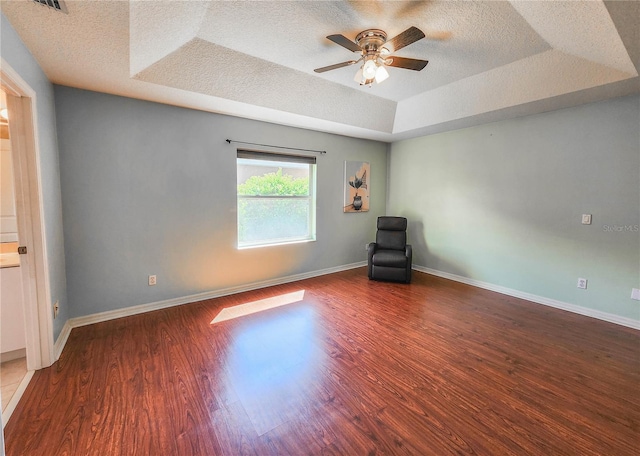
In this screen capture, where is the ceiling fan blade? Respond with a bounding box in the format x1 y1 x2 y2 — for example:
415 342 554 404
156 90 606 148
327 34 362 53
386 57 429 71
396 2 430 18
386 26 425 52
314 60 358 73
426 30 453 41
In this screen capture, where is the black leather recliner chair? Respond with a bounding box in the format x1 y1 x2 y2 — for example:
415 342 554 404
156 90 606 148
367 216 412 283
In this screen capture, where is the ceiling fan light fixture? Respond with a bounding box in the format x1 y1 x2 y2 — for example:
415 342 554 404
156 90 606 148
355 56 389 86
354 68 374 86
362 58 378 80
375 65 389 83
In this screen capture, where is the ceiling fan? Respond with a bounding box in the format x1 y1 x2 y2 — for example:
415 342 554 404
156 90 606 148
314 27 429 86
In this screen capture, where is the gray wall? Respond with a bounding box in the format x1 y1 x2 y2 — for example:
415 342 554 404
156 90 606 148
1 14 68 340
389 95 640 321
54 86 388 318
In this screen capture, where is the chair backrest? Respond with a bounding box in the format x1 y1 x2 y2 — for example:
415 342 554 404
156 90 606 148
376 216 407 250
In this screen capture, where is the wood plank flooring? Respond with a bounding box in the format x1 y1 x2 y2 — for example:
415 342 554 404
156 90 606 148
5 268 639 455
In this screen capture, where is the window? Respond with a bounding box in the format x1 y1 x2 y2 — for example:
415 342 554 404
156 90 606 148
237 150 316 248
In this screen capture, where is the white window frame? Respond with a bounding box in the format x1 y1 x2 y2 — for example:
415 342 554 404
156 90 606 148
236 150 317 249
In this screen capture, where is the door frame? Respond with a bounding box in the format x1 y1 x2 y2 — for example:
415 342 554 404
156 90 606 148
1 58 54 371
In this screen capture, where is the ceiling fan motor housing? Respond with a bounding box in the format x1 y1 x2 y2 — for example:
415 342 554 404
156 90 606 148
355 29 388 55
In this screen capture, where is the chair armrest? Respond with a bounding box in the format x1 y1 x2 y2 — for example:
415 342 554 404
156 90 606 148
367 242 378 265
367 242 377 279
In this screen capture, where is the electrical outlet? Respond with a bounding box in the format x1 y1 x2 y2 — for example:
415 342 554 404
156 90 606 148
365 243 369 251
53 301 59 319
577 278 587 289
632 288 640 301
148 275 157 286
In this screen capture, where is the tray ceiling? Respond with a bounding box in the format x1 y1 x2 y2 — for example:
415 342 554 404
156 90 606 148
2 0 639 142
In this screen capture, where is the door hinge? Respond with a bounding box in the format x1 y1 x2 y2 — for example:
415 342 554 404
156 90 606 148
18 246 27 254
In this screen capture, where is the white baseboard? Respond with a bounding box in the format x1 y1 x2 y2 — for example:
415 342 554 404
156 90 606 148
414 265 640 330
54 261 367 359
54 320 73 361
0 348 26 363
52 261 637 362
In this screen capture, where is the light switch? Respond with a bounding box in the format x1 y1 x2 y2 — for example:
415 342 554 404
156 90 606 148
581 214 592 225
632 288 640 301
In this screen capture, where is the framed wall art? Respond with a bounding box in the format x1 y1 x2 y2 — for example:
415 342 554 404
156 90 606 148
344 161 369 212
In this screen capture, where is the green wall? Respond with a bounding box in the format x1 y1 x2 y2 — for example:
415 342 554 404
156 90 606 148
388 95 640 322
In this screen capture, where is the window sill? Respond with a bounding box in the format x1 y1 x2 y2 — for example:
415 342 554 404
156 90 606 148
237 238 316 250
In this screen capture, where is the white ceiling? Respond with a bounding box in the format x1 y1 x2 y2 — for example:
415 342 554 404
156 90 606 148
2 0 639 142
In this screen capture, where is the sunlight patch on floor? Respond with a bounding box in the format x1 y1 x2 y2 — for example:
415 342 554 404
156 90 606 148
211 290 305 324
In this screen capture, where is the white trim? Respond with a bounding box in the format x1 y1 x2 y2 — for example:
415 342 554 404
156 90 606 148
47 261 640 360
1 58 54 369
0 349 26 363
414 265 640 330
56 262 367 347
238 237 316 250
0 62 31 99
0 233 18 243
53 320 72 361
1 369 35 428
45 260 640 368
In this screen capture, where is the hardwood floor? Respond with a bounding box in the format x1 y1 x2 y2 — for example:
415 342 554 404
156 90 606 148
5 268 639 455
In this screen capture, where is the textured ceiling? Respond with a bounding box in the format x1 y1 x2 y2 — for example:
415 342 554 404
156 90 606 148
1 0 639 142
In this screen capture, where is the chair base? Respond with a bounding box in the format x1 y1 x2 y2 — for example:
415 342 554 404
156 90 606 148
369 265 411 284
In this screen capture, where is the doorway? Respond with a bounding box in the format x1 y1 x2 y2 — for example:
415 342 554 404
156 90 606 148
0 61 54 429
0 87 29 418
